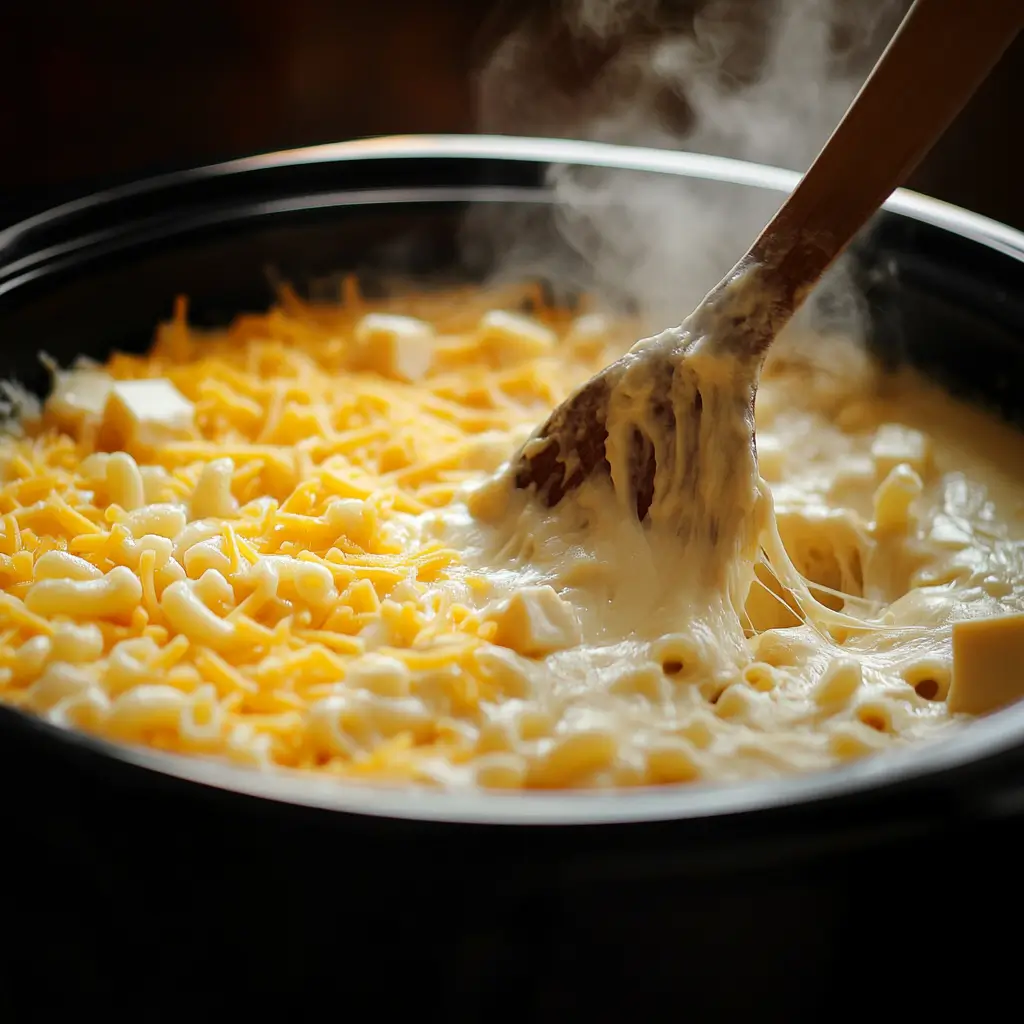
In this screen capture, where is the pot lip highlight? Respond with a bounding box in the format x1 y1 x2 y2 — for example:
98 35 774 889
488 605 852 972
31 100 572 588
2 133 1023 827
4 134 1023 263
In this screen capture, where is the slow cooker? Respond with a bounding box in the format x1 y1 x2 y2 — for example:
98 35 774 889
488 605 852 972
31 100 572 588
1 136 1022 1020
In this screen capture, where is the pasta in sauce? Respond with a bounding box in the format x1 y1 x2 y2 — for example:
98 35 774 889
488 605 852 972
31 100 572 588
0 279 1022 789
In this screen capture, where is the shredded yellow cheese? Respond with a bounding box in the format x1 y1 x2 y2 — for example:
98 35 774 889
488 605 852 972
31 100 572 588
0 280 627 783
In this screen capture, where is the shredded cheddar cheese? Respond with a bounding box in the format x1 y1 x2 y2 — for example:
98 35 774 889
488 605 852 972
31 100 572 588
0 281 635 783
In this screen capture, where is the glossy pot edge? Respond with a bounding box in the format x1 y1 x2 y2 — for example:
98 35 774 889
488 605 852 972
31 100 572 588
4 135 1023 261
3 133 1024 828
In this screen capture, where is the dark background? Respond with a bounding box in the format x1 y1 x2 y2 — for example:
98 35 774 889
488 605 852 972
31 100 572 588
1 0 1021 228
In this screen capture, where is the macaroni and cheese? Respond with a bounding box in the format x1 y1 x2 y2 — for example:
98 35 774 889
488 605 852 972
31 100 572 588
0 279 1022 788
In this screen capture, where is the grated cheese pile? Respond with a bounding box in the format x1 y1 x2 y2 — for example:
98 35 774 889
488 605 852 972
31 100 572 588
0 280 631 784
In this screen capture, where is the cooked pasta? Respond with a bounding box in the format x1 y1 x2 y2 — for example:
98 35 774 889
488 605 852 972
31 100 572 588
1 277 1023 789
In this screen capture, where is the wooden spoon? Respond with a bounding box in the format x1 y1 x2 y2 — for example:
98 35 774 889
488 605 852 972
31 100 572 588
513 0 1023 547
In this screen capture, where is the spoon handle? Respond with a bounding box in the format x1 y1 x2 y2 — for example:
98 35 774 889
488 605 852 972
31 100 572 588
746 0 1023 318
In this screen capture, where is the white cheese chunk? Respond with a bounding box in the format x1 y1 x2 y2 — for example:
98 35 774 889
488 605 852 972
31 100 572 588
477 310 556 367
46 369 114 437
100 379 195 450
354 313 435 382
949 612 1024 714
483 585 581 657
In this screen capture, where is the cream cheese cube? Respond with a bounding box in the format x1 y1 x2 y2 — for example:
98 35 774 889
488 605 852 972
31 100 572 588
353 313 435 382
477 310 556 367
483 585 581 657
949 612 1024 714
46 369 114 436
101 379 195 450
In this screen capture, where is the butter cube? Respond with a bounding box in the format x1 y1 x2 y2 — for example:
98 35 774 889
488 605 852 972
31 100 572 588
100 379 195 451
353 313 435 382
949 612 1024 714
477 310 556 367
46 369 113 437
483 585 581 657
871 424 931 480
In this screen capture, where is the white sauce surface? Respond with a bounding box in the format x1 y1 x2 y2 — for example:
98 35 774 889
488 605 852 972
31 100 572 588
409 309 1024 786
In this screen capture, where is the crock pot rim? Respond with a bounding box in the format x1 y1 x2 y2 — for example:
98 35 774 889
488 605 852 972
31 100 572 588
3 134 1022 261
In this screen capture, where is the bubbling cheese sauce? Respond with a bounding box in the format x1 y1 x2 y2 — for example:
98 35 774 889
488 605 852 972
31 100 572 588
2 280 1024 789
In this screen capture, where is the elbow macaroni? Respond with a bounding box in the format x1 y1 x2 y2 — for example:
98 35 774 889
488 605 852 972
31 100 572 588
1 279 1024 789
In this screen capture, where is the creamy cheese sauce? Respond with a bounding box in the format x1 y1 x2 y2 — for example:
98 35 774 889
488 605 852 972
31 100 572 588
417 316 1024 785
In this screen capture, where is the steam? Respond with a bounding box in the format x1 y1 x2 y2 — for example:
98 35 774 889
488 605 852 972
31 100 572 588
471 0 908 336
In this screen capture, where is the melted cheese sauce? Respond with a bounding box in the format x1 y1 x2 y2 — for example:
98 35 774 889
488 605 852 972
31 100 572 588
427 266 1024 784
436 348 1024 782
2 280 1023 789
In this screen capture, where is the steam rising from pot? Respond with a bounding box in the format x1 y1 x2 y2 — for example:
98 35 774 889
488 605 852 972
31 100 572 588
468 0 908 340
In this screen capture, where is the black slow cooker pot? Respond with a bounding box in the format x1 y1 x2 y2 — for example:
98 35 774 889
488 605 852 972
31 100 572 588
1 136 1022 1020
